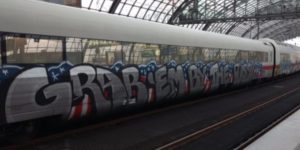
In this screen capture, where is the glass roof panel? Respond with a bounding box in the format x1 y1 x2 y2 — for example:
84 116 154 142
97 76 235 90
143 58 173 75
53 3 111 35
41 0 300 41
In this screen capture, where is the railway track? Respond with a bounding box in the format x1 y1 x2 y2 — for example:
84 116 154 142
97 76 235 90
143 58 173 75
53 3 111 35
1 74 300 150
234 100 300 149
156 85 300 150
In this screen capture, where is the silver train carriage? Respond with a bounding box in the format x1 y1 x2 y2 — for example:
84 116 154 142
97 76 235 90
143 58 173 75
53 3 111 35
0 0 300 130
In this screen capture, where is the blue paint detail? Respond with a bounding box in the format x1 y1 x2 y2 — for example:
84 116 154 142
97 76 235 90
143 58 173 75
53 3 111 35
47 61 73 83
139 60 157 77
167 60 177 69
182 61 190 80
0 65 23 84
111 61 125 73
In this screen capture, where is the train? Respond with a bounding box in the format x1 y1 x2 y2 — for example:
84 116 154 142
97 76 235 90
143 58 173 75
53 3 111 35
0 0 300 137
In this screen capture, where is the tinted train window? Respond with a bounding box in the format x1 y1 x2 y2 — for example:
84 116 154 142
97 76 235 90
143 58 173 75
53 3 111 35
280 53 290 62
83 40 124 66
251 52 268 62
249 51 256 62
202 48 219 62
263 52 268 62
191 48 204 62
240 51 249 61
5 35 63 64
126 43 160 64
66 38 85 64
160 45 177 64
226 50 238 63
168 46 189 64
121 42 133 64
220 49 226 61
212 49 220 61
235 51 249 62
202 48 210 62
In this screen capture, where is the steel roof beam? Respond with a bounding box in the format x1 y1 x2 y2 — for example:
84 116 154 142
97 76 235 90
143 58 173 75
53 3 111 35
252 19 300 39
258 22 300 41
168 0 194 24
177 12 300 24
109 0 121 14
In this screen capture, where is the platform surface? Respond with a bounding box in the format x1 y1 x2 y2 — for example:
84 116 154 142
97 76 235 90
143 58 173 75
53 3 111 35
245 109 300 150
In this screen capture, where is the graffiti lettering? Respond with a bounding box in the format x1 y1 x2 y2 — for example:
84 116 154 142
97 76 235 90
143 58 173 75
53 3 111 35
2 60 265 124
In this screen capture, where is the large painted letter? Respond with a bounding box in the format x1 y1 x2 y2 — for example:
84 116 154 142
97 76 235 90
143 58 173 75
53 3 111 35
168 66 185 98
37 83 72 119
189 65 204 94
5 68 71 123
155 66 171 100
70 66 110 114
210 64 220 90
97 68 127 110
122 67 148 105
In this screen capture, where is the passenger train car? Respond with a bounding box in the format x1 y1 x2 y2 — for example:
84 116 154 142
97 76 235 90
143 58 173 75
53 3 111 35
0 0 300 135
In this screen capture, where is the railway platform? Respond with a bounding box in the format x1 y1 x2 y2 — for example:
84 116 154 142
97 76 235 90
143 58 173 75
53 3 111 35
245 107 300 150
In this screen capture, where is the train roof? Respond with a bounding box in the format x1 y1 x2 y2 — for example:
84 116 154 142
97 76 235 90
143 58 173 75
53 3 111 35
0 0 272 52
261 38 300 54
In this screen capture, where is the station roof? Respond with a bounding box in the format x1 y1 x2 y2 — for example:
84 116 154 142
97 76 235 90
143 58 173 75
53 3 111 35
49 0 300 42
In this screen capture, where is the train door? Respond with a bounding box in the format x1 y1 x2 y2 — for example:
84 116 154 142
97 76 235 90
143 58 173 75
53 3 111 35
267 42 277 78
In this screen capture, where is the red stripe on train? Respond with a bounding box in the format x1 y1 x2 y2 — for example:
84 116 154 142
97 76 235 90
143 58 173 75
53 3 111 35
263 65 273 70
263 65 280 70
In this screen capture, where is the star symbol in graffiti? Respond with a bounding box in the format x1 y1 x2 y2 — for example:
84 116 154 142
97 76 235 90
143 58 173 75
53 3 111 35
51 72 59 81
60 67 65 73
2 69 8 76
151 65 155 70
115 67 119 72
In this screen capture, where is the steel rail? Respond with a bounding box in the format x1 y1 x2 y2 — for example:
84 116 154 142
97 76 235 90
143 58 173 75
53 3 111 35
156 85 300 150
234 102 300 149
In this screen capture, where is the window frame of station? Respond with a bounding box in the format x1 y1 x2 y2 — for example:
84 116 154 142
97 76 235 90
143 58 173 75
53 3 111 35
0 32 67 65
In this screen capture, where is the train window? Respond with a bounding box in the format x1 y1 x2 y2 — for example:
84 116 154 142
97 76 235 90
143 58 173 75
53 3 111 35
280 53 290 62
220 49 226 61
213 49 221 61
240 51 249 61
126 43 160 64
5 34 63 64
255 52 261 62
160 45 176 64
191 48 204 62
83 40 124 66
122 42 133 64
235 51 249 62
169 46 188 64
263 52 268 62
249 51 256 62
226 50 238 63
186 47 195 63
206 49 219 62
66 38 85 64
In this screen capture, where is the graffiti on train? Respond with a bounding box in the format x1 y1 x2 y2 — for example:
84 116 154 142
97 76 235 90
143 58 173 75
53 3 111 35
1 60 263 123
